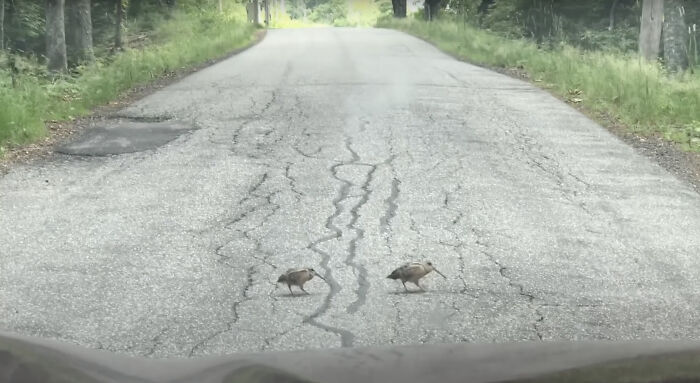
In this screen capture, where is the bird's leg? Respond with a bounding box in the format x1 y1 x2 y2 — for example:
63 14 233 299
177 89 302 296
415 280 425 291
288 284 294 296
300 284 310 295
402 280 408 292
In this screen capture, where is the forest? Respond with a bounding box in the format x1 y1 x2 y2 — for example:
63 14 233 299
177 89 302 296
0 0 256 150
392 0 698 71
1 0 698 152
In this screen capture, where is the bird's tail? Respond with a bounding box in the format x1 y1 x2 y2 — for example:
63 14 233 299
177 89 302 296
387 270 400 280
277 275 287 283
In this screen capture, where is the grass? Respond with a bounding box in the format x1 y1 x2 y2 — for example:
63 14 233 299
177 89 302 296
378 18 700 152
0 6 256 155
343 0 385 27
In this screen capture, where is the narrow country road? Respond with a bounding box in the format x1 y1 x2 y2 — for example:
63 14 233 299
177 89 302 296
1 28 699 358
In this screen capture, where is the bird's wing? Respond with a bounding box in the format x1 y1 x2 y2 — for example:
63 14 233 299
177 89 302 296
397 262 414 270
290 269 313 283
403 263 425 274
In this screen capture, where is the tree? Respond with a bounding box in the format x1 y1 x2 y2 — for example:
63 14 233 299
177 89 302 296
246 0 259 23
663 0 688 72
424 0 440 21
608 0 619 30
391 0 406 18
114 0 123 50
1 0 4 51
46 0 67 72
67 0 94 63
638 0 663 61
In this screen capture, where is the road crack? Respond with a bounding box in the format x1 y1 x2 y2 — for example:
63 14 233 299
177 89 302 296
344 137 376 314
305 234 355 347
143 327 169 357
380 178 401 236
477 246 544 341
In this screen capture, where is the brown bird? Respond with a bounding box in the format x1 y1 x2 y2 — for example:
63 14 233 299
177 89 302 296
277 267 326 295
387 261 446 292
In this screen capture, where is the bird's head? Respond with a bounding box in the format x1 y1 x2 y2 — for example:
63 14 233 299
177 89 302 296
425 261 447 279
309 268 326 281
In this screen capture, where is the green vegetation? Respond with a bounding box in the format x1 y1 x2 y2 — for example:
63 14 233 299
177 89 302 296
278 0 389 27
0 3 255 154
379 17 700 151
344 0 387 27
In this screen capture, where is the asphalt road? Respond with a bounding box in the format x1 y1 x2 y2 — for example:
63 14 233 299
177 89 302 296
1 28 699 358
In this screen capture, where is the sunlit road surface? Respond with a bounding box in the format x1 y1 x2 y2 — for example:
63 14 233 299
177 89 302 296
1 28 699 357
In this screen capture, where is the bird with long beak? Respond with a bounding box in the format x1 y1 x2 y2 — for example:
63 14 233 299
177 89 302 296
387 261 446 292
277 267 326 295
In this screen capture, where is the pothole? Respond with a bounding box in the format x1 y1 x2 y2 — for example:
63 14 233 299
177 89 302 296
56 116 192 156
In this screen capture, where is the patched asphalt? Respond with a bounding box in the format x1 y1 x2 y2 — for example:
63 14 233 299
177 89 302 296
56 118 192 156
0 28 699 358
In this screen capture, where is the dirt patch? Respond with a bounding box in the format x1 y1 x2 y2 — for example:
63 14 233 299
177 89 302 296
0 29 267 175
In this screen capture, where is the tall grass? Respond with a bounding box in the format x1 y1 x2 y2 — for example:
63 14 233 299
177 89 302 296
342 0 385 27
379 18 700 151
0 6 256 154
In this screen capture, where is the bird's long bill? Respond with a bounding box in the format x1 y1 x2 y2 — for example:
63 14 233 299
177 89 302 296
316 274 327 281
434 268 447 279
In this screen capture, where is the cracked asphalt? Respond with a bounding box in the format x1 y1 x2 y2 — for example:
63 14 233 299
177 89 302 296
1 28 700 358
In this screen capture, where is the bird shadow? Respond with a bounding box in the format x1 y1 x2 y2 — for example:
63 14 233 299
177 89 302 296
276 292 323 298
388 288 461 295
388 290 427 295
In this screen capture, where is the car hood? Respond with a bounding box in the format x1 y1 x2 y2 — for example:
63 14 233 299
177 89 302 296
1 331 699 383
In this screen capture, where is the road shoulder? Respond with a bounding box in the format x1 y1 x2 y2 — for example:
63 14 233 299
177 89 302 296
0 29 267 175
384 27 700 193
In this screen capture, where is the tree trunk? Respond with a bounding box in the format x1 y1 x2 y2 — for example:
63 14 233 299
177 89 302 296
1 0 4 51
608 0 619 31
638 0 663 61
46 0 67 72
425 0 439 21
477 0 494 26
218 0 222 12
264 0 270 25
280 0 285 15
67 0 94 63
114 0 123 50
246 0 259 23
391 0 406 18
663 0 688 72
